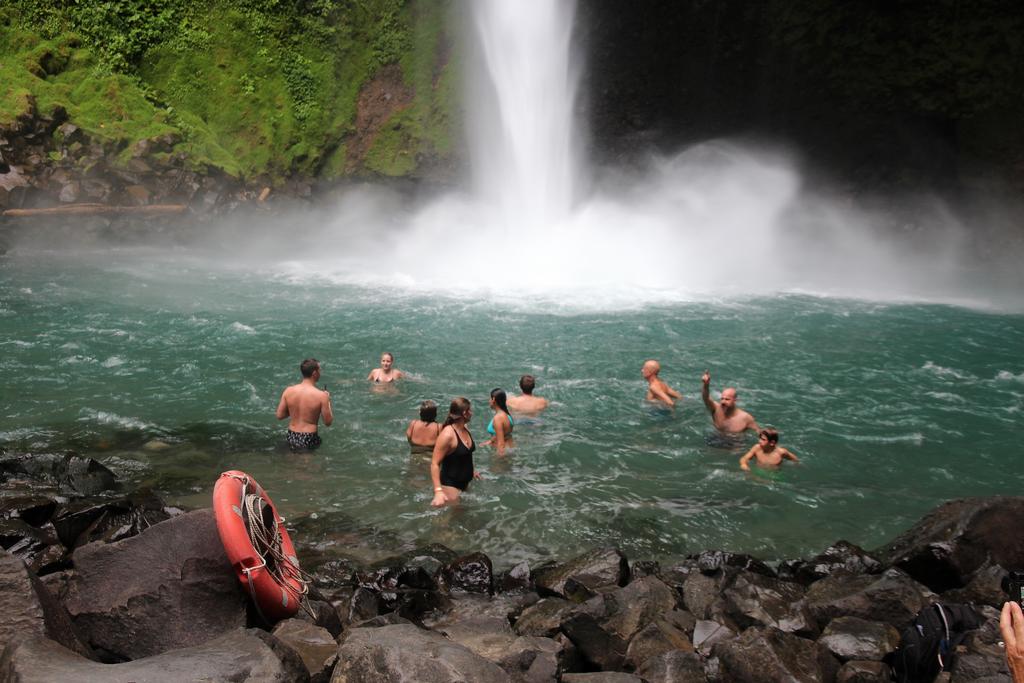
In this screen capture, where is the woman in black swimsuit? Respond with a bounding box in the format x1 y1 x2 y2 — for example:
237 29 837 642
430 397 477 506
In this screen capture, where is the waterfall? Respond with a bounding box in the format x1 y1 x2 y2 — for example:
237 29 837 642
466 0 580 229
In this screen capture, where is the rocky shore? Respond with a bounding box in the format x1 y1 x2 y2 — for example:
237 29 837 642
0 449 1019 682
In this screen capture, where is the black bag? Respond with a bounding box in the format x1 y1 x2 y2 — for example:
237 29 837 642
890 603 984 683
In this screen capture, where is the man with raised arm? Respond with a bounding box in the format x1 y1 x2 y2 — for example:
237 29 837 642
506 374 550 415
701 369 760 435
642 360 682 408
276 358 333 451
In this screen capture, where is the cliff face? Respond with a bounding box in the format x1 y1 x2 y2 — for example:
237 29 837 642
0 0 458 212
4 0 1024 213
579 0 1024 194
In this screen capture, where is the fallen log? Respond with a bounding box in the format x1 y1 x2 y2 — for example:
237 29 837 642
2 204 188 217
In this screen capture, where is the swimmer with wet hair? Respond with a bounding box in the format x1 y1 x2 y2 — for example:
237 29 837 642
642 360 682 408
506 374 549 415
407 400 441 450
368 352 405 383
485 388 514 456
739 429 800 471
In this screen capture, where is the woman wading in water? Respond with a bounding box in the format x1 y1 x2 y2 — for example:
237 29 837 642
368 352 404 384
406 400 441 452
484 388 514 456
430 398 478 507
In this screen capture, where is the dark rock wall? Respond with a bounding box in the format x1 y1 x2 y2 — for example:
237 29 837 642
578 0 1024 193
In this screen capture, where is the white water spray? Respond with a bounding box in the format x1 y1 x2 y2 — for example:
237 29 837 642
197 1 1010 308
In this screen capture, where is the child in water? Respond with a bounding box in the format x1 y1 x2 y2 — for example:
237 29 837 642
739 429 800 471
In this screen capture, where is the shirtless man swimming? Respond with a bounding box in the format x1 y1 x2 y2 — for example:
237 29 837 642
506 374 549 415
276 358 333 450
642 360 682 408
368 352 404 384
701 370 760 435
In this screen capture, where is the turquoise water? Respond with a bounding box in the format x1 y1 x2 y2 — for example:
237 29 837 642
2 246 1023 569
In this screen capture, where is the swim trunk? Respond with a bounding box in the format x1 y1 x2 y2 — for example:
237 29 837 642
286 430 321 451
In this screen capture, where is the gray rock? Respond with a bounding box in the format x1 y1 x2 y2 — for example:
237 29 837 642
943 564 1009 609
721 570 816 636
818 616 900 662
272 619 338 683
623 617 694 671
534 547 629 600
836 659 893 682
515 597 578 637
877 496 1024 592
62 508 247 660
0 628 308 682
803 568 933 629
0 548 90 658
713 626 840 683
562 674 644 682
779 541 884 585
332 623 507 682
692 619 736 655
637 650 707 683
682 571 727 620
440 618 561 682
562 576 678 671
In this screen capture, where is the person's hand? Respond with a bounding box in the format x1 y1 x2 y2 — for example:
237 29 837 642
473 471 482 480
702 370 711 385
430 491 447 507
1000 601 1024 683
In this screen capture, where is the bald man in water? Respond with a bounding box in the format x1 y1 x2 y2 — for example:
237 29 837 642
642 360 682 408
701 370 760 435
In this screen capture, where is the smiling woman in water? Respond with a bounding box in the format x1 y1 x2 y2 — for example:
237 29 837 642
368 352 404 383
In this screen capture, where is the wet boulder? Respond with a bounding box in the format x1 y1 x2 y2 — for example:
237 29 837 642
877 496 1024 592
0 491 60 526
0 518 64 573
0 628 308 683
50 489 171 550
62 508 247 660
534 547 629 600
817 616 900 662
514 597 579 637
778 541 884 585
498 560 533 592
681 569 733 621
0 452 117 496
713 626 840 683
803 568 933 629
333 623 508 681
722 570 816 636
438 551 494 595
0 548 90 658
687 549 776 578
271 619 338 683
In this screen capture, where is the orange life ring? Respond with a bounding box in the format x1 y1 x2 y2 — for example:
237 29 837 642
213 470 303 621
